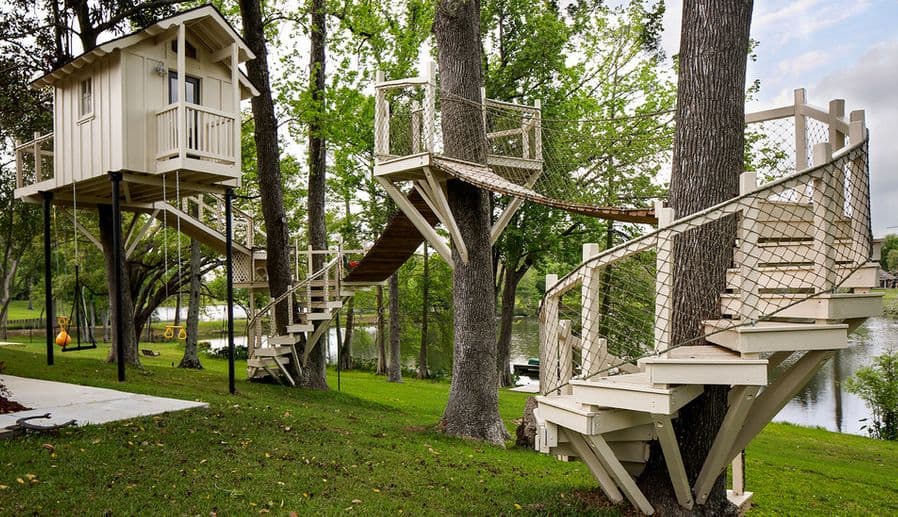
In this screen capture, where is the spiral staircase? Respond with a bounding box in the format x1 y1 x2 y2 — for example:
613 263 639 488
531 93 880 514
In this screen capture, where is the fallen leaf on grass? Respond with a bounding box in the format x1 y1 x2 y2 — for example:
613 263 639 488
514 503 522 510
16 478 24 485
372 488 380 493
351 499 362 504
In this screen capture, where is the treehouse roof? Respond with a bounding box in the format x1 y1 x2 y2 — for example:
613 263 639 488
31 4 260 96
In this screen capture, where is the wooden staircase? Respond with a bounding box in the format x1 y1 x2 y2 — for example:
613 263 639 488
533 96 879 514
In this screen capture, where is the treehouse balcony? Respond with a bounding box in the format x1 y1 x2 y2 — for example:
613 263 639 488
155 102 239 175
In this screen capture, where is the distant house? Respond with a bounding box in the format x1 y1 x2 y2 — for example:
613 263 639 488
881 270 897 288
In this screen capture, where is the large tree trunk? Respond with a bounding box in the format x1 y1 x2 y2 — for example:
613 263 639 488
340 296 354 370
497 263 527 388
375 285 386 375
434 0 508 446
179 234 202 369
98 205 140 366
299 0 329 390
636 1 753 514
387 272 402 382
417 243 429 379
0 257 20 340
239 0 293 342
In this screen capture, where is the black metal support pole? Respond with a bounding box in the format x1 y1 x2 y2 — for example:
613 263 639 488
109 172 126 382
225 188 236 395
42 192 54 366
335 312 342 392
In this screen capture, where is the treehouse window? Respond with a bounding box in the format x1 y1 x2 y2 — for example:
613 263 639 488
79 78 92 118
171 39 198 59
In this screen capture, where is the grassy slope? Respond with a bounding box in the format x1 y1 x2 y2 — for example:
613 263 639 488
1 340 896 516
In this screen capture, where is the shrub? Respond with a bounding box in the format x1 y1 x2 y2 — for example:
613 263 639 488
846 350 898 441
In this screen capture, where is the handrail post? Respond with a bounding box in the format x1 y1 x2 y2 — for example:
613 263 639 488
654 202 675 356
534 99 542 162
848 110 871 263
812 143 836 298
423 61 436 153
177 23 186 161
580 243 602 378
540 274 561 395
829 99 846 211
739 172 760 322
14 138 22 188
794 88 810 203
374 70 388 161
33 132 42 182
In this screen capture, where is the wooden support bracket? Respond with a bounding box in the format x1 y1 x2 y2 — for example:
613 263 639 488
375 176 454 266
422 166 468 264
587 433 655 515
653 415 694 509
562 430 624 505
694 385 760 504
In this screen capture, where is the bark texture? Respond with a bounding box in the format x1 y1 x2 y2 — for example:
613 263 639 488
299 0 329 390
434 0 508 446
375 285 386 375
497 262 528 387
388 272 402 382
239 0 293 341
98 205 140 366
179 234 202 369
340 296 354 370
636 1 753 514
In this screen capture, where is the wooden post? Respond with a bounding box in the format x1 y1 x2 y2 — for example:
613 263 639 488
231 42 240 168
33 132 41 182
654 202 675 356
540 273 560 395
829 99 846 211
534 99 542 162
794 88 808 170
411 100 421 153
739 172 760 321
374 70 387 160
177 23 187 161
812 142 836 294
731 451 745 496
580 243 602 377
14 139 22 188
848 110 870 261
423 61 436 153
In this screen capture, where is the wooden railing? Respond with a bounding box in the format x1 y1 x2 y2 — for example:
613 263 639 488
539 92 871 396
155 103 237 165
13 132 54 189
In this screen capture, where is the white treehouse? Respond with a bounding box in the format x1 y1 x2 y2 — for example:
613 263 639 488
14 5 257 207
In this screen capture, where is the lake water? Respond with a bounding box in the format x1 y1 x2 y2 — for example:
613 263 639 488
208 313 892 437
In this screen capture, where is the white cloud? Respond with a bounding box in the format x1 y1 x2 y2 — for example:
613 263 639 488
753 0 871 47
811 40 898 236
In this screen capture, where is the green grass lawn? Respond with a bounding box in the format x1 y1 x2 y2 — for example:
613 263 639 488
4 300 42 322
1 340 897 516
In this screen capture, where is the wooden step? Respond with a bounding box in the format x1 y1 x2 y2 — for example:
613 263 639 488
267 335 300 346
734 239 869 266
300 311 334 322
756 219 850 241
535 395 654 435
308 288 356 297
725 262 878 291
570 373 703 415
639 346 768 386
720 291 883 320
248 356 291 368
254 345 293 357
703 319 849 353
307 300 343 309
286 323 314 333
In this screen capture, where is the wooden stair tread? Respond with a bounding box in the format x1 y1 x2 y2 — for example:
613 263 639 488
254 346 293 357
703 318 850 353
704 319 848 333
248 356 291 367
286 323 314 333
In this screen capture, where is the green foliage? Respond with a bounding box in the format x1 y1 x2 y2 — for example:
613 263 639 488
881 235 898 272
846 350 898 440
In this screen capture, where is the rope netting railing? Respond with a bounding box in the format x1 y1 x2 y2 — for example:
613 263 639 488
539 116 872 395
373 68 670 223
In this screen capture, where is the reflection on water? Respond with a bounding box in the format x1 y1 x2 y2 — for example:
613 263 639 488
774 316 895 436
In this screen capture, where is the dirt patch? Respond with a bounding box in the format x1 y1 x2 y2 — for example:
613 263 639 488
0 395 29 414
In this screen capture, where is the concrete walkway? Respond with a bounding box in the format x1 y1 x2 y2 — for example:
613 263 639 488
0 375 207 428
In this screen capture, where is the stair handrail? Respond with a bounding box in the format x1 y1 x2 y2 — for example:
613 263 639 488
245 254 342 340
539 131 870 395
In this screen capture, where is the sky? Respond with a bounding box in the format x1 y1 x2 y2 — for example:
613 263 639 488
661 0 898 237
